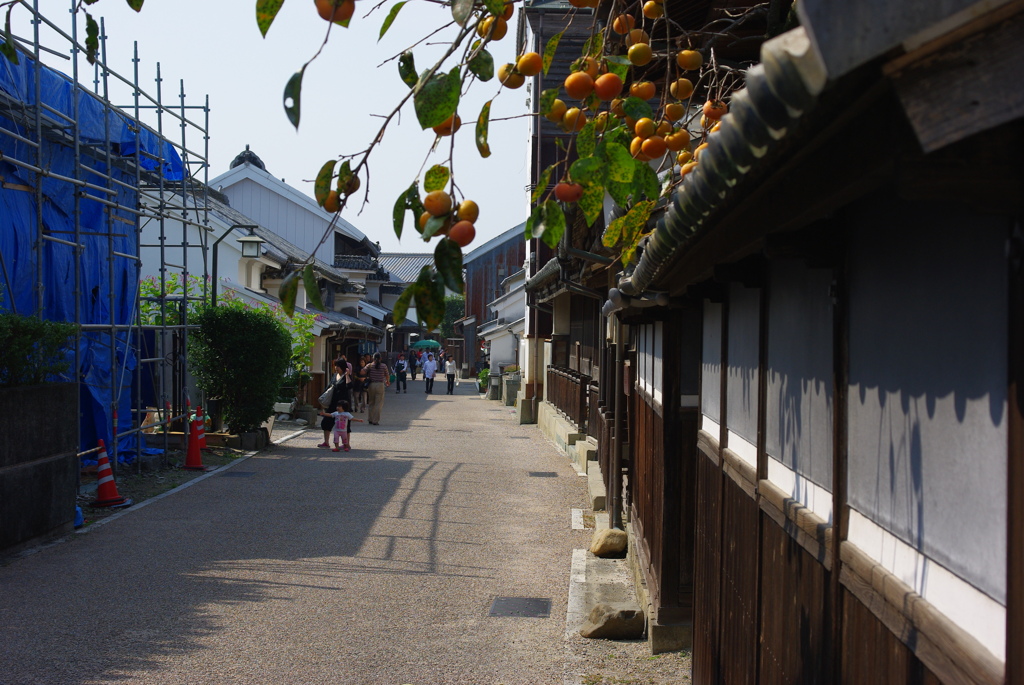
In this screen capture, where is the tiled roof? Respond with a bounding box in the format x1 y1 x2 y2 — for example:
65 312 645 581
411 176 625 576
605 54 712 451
378 253 434 284
617 28 827 298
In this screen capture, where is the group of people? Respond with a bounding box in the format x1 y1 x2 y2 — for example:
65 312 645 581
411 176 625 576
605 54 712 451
316 346 461 452
392 349 459 395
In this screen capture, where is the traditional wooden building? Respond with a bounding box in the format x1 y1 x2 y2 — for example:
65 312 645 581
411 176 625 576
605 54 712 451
533 0 1023 681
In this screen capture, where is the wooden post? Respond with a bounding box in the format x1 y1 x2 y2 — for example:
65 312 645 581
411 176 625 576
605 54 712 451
1008 219 1024 685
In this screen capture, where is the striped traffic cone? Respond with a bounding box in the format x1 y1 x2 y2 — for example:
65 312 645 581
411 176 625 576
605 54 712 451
183 419 208 471
195 406 207 449
90 440 132 508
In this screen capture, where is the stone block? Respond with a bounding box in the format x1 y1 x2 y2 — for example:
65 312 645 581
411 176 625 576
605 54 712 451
588 464 606 511
580 603 645 639
591 528 628 557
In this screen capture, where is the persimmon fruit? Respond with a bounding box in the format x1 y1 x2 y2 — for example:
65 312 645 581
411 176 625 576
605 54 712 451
612 14 636 34
433 113 461 136
703 99 728 120
564 72 595 100
316 0 355 23
424 190 453 217
642 1 664 19
448 221 476 247
628 43 653 66
323 190 341 213
677 49 702 71
457 200 480 224
546 98 568 122
517 52 543 77
626 28 650 46
554 182 584 203
664 102 685 121
593 73 623 101
669 78 694 100
629 81 656 100
562 107 587 132
498 63 525 89
641 136 667 158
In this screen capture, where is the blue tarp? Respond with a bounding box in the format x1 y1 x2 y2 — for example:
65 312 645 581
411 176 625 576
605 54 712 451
0 50 183 462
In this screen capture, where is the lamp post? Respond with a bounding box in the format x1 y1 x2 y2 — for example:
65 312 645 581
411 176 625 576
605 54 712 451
211 224 260 308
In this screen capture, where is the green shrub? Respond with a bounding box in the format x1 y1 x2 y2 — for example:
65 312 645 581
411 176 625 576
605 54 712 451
503 364 519 374
0 313 76 387
189 305 291 433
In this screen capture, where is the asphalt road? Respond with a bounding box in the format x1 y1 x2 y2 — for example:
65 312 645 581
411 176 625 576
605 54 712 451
0 380 594 684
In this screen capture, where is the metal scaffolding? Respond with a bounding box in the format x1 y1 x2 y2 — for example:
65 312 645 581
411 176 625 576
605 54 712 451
0 0 213 477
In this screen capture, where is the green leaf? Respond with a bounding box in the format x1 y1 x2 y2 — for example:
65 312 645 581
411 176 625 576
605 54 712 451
634 161 660 202
468 48 494 81
539 200 566 248
393 187 409 240
379 2 407 40
475 100 491 158
577 119 597 159
434 238 464 292
314 159 336 206
283 67 305 129
622 228 648 266
414 67 461 129
126 0 145 10
622 96 654 120
1 14 18 66
532 165 554 204
422 214 451 240
606 179 633 208
336 160 355 193
255 0 283 37
407 181 425 220
538 88 559 117
451 0 474 27
526 200 566 248
600 141 636 183
424 164 450 192
579 183 604 226
583 32 604 58
605 125 631 149
393 283 416 326
482 0 505 17
398 51 417 88
84 13 99 65
279 271 300 317
605 55 631 81
603 200 655 249
302 264 325 311
543 30 564 76
414 267 446 330
569 157 603 185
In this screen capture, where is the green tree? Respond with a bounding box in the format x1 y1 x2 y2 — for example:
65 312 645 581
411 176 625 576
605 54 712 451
189 305 291 433
440 294 465 340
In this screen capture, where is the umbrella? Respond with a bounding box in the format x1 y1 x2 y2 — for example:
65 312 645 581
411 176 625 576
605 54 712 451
410 339 441 350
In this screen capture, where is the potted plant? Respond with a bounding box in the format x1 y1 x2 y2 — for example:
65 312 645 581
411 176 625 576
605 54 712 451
477 367 489 393
189 304 291 449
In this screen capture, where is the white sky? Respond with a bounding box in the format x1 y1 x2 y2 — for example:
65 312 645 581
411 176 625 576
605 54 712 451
14 0 533 253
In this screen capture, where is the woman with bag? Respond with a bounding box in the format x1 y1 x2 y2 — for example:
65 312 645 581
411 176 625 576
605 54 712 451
318 358 352 448
365 352 392 425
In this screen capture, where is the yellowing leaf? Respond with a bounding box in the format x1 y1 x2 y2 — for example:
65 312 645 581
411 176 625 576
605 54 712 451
476 100 491 158
314 159 336 206
256 0 283 37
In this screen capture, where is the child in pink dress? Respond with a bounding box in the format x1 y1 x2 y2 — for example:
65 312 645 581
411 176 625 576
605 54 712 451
318 400 363 452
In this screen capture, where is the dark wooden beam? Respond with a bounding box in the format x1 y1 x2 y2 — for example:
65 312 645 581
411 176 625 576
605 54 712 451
1008 218 1024 685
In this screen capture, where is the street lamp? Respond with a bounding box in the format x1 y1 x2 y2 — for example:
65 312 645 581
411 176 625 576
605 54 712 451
211 224 259 308
237 234 265 258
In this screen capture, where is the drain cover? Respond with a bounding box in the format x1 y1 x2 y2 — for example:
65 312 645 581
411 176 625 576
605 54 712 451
218 471 255 478
488 597 551 618
528 471 558 478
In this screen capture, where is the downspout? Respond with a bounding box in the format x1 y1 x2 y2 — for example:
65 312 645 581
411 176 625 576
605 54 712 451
610 314 624 530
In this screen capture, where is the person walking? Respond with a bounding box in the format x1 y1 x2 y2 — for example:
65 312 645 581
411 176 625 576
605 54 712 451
365 352 392 425
318 358 352 448
445 356 457 395
352 357 368 412
409 352 418 381
422 352 438 394
394 353 408 393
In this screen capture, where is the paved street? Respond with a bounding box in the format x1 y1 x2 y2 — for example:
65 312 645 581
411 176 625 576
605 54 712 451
0 380 595 684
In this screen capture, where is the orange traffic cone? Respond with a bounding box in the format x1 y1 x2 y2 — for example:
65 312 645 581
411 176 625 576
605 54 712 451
195 406 207 449
183 419 208 471
90 440 132 508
